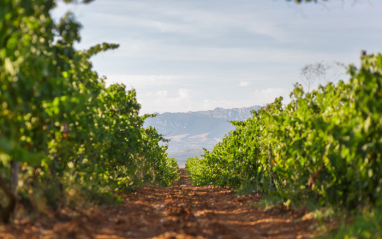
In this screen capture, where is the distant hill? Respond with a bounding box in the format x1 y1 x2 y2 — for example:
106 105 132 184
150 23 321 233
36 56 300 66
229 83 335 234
143 105 261 167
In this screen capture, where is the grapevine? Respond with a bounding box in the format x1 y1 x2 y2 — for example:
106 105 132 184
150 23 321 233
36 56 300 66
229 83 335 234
187 53 382 208
0 0 178 223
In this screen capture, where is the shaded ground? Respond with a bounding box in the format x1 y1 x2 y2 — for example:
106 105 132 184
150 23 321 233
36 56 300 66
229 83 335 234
0 169 316 238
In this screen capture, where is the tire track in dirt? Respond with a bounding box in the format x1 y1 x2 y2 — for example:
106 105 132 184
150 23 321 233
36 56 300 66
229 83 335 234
0 169 316 239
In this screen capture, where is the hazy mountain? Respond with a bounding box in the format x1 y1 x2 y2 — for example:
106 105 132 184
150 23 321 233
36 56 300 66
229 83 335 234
144 105 261 167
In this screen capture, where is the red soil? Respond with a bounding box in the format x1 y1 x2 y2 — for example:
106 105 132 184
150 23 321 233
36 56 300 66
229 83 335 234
0 169 316 239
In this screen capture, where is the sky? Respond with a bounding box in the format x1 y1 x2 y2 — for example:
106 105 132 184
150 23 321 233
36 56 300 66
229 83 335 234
52 0 382 114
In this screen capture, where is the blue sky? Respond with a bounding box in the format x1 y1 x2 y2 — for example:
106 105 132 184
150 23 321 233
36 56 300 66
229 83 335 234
53 0 382 114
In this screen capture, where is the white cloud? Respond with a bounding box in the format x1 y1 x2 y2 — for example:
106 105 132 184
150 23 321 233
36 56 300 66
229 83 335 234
138 88 194 113
53 0 382 115
136 86 293 115
239 81 250 87
77 1 290 41
155 90 168 97
97 40 357 66
104 75 190 88
253 88 290 106
178 88 191 99
90 12 196 35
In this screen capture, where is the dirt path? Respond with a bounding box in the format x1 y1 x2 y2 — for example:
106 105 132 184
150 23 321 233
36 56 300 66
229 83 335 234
0 169 316 239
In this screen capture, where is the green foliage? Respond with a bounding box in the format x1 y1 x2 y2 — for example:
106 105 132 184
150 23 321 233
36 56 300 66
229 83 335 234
187 53 382 209
0 0 178 219
185 157 207 186
322 206 382 239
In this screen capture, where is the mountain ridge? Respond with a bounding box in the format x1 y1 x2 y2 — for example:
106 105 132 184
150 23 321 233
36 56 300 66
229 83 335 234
144 105 261 167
